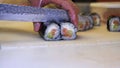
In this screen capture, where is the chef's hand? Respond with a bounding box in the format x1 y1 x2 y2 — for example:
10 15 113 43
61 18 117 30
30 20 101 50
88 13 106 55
29 0 79 32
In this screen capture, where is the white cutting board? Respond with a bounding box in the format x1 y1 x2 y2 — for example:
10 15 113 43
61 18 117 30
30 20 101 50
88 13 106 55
0 21 120 68
0 21 120 47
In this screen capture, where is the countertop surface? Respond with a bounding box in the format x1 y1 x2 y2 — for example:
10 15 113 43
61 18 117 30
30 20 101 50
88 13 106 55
0 21 120 68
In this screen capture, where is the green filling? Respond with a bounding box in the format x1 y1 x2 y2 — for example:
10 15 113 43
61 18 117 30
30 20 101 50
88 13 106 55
113 25 119 30
67 30 73 37
47 33 54 39
68 30 73 35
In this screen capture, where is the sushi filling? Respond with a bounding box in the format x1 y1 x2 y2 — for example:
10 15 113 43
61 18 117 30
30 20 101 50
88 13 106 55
47 29 57 39
61 22 77 40
44 23 60 40
62 28 73 38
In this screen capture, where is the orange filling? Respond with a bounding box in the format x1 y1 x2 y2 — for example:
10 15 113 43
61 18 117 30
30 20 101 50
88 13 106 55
113 20 119 25
62 28 73 38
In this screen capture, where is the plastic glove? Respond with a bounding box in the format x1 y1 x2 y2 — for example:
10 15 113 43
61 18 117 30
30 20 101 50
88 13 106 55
29 0 79 32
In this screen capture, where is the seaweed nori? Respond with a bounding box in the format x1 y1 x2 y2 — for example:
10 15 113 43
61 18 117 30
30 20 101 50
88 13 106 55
38 23 47 39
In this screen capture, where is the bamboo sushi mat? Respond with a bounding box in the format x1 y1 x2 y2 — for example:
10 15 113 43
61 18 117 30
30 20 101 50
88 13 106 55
0 21 120 49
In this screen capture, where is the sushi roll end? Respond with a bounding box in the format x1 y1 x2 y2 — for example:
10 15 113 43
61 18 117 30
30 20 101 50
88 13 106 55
60 22 77 40
90 13 101 26
107 16 120 32
39 23 60 41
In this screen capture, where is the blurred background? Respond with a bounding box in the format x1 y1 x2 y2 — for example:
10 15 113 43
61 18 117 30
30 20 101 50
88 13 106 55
72 0 120 2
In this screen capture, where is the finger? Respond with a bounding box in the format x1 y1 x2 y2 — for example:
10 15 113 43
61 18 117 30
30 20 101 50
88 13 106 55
61 1 79 28
68 10 79 28
29 0 50 32
50 0 79 28
33 22 41 32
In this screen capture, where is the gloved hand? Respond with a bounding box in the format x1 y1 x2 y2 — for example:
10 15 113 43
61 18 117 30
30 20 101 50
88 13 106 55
29 0 79 32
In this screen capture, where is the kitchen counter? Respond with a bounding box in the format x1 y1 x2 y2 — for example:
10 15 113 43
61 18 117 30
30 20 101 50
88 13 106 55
0 21 120 68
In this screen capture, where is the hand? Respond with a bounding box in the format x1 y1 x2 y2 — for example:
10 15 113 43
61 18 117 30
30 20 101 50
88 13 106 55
29 0 79 32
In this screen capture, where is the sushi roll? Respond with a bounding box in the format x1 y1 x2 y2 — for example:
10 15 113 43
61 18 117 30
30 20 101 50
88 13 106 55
78 15 86 31
84 17 91 30
39 23 61 41
107 16 120 32
90 13 101 26
85 16 94 29
84 16 94 30
60 22 77 40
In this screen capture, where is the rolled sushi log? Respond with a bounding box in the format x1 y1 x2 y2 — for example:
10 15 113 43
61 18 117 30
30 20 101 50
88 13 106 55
60 22 77 40
84 16 94 30
39 22 77 41
39 23 61 41
84 17 91 30
85 16 94 29
107 16 120 32
90 13 101 26
78 15 86 31
78 15 94 31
